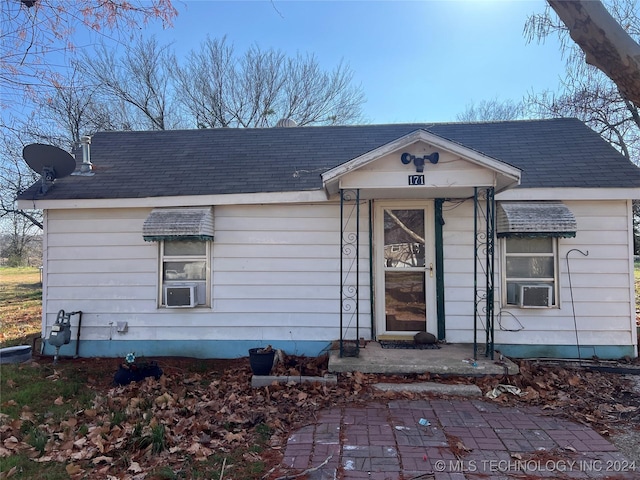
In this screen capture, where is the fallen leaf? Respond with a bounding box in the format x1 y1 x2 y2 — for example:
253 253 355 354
32 455 54 463
61 417 77 428
92 456 113 464
128 462 142 473
0 446 13 457
521 386 540 401
92 435 105 453
3 437 18 451
226 414 247 424
19 410 34 421
183 374 201 384
224 431 245 442
6 466 18 478
243 451 261 462
456 441 472 452
8 419 22 430
73 437 87 448
65 464 83 475
614 404 637 413
154 392 175 407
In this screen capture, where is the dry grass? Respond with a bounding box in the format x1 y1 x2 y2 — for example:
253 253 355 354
0 267 42 347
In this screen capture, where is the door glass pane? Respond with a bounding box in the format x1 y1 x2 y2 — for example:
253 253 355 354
385 271 426 332
506 257 554 278
384 209 425 267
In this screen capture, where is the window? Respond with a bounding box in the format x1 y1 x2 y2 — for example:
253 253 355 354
160 240 210 307
503 237 557 308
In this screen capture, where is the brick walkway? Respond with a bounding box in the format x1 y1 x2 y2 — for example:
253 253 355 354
282 399 637 479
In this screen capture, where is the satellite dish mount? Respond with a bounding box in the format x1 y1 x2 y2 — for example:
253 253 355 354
22 144 76 194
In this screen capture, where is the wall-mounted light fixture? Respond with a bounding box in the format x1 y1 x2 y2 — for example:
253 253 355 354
400 152 439 173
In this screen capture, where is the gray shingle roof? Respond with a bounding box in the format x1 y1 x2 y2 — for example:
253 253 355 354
18 118 640 201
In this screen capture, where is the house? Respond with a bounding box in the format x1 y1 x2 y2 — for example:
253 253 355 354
17 118 640 360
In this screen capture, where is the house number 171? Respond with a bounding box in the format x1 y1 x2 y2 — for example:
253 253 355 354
408 175 425 185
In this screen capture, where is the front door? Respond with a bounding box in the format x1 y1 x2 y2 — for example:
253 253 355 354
375 202 436 337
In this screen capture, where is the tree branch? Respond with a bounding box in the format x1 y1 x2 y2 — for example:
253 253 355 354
548 0 640 107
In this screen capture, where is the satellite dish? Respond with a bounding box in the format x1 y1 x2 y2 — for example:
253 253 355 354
22 144 76 193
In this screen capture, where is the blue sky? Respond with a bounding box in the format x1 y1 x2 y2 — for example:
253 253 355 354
132 0 566 124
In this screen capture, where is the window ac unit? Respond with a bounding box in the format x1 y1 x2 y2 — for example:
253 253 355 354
516 284 552 308
165 285 197 308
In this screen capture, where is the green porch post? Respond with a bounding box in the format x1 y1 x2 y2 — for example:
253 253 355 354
435 199 446 341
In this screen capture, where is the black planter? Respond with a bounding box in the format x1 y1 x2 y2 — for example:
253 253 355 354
248 348 275 375
114 361 163 386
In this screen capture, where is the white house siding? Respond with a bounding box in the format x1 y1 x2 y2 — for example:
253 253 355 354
40 197 635 359
212 202 371 343
441 199 636 357
440 201 477 342
42 203 371 358
43 208 159 351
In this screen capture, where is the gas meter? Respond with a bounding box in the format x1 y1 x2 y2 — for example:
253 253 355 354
48 309 82 363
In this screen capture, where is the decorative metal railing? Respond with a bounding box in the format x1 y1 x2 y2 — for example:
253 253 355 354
474 187 496 360
339 189 360 357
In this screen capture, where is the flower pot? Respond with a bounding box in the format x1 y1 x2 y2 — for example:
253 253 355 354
248 348 275 375
341 343 359 357
114 361 163 386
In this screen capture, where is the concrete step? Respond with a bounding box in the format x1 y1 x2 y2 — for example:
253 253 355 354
373 381 482 396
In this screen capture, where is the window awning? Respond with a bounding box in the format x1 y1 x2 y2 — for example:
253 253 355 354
497 202 577 238
143 207 214 242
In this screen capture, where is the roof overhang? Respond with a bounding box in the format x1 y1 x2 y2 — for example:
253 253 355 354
497 201 577 238
321 129 521 198
142 207 214 242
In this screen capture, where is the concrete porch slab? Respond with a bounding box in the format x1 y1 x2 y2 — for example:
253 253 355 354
328 342 519 375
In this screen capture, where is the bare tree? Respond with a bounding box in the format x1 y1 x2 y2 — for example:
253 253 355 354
527 67 640 163
0 123 42 231
1 0 177 265
175 36 235 128
80 37 184 130
174 37 366 128
281 56 365 126
546 0 640 108
0 0 177 109
0 208 40 266
29 66 109 149
526 0 640 253
0 116 46 266
456 98 525 122
525 0 640 163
